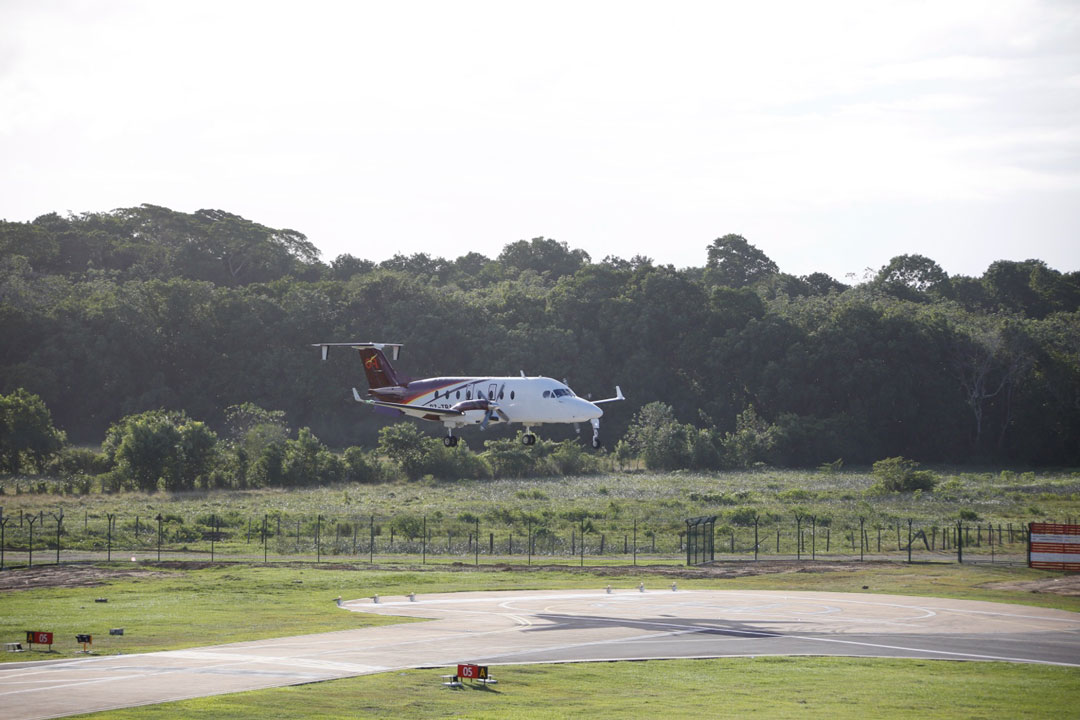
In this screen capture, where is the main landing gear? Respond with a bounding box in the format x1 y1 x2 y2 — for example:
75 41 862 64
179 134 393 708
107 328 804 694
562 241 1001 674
520 429 537 446
443 433 459 447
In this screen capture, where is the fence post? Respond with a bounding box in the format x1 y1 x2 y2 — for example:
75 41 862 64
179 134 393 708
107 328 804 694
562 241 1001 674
907 519 912 564
107 513 116 562
753 516 759 562
859 517 864 562
633 519 638 566
957 521 963 564
811 516 816 560
580 518 585 568
371 515 376 564
27 513 37 568
316 515 322 562
474 518 479 566
156 514 163 562
795 514 802 560
211 513 216 562
52 509 63 565
422 516 427 564
263 515 268 563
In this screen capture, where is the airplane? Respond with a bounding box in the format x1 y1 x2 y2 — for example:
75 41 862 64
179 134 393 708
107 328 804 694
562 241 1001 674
314 342 624 449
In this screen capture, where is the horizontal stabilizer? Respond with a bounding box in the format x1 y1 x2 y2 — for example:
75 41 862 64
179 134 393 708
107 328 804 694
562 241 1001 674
593 385 625 405
313 342 403 361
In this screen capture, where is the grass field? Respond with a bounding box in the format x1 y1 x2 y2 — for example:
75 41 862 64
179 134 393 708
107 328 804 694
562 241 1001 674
2 468 1077 566
3 467 1079 718
73 657 1080 720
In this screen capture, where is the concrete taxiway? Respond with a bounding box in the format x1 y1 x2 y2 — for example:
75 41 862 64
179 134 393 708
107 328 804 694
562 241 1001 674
2 589 1078 719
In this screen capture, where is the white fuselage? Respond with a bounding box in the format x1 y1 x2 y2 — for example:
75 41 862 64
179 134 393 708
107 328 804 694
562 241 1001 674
408 376 602 429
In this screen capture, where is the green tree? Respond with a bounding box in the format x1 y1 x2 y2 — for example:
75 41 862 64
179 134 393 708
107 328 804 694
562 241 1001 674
0 389 67 473
623 402 693 470
875 254 950 298
705 234 779 288
103 411 183 491
377 423 437 480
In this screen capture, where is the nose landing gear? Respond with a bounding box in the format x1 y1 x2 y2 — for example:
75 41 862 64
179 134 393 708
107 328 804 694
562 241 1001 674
590 418 601 449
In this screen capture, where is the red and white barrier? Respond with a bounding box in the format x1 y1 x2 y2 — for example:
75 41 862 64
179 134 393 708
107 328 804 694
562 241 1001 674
1029 523 1080 572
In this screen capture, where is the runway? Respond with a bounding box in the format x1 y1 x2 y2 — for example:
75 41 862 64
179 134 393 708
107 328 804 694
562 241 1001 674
2 588 1078 719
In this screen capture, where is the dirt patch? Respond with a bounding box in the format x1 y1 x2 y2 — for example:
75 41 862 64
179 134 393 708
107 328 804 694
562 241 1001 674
0 564 175 592
981 575 1080 597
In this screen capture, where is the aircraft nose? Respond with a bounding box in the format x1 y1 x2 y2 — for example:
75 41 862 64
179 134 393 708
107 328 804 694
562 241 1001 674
573 398 602 421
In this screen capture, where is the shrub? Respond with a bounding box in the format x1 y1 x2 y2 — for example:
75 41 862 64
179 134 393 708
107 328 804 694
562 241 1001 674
343 446 383 484
872 456 937 492
728 507 760 526
548 440 600 476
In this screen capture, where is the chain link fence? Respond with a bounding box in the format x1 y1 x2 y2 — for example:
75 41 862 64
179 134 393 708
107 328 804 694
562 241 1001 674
0 508 1044 569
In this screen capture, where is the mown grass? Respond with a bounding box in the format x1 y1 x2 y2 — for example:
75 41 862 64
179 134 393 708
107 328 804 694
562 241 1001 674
75 657 1080 719
3 561 1078 664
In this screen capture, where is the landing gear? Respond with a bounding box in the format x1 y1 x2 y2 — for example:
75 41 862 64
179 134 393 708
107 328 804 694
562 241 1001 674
520 431 537 446
590 418 601 449
443 434 459 448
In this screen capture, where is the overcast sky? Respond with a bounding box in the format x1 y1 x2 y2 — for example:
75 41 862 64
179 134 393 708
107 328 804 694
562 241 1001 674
1 0 1077 281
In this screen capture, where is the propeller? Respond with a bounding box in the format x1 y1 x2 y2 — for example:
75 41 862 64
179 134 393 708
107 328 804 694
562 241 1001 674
477 390 510 430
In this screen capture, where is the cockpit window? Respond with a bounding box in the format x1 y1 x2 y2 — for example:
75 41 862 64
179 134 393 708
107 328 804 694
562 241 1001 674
542 390 551 398
552 388 573 398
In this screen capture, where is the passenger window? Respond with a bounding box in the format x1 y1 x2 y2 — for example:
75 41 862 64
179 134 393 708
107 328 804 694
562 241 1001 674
510 391 515 400
498 391 504 400
467 390 472 400
456 390 460 399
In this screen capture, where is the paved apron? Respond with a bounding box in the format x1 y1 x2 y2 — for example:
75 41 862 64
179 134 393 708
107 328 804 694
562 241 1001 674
3 589 1078 720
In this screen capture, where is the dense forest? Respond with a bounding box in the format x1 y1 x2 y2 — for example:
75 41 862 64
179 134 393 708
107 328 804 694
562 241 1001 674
2 204 1079 476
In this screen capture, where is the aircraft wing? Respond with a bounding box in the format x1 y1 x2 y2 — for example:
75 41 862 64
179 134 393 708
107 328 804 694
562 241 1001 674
353 388 464 421
593 386 625 405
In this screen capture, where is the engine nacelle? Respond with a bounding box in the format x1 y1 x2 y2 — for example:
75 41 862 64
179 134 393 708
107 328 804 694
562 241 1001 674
450 399 492 413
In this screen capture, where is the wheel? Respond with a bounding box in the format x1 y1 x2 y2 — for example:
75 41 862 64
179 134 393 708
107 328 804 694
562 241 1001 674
520 433 531 446
443 436 456 447
591 436 602 449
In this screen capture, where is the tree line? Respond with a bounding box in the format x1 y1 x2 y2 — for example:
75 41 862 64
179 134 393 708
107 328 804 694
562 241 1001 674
2 204 1078 483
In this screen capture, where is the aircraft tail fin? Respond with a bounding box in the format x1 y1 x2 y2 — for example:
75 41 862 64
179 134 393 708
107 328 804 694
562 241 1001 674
313 342 409 389
357 346 407 388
